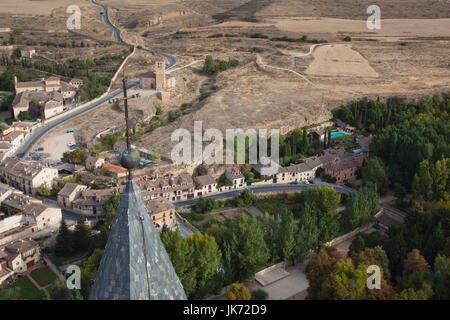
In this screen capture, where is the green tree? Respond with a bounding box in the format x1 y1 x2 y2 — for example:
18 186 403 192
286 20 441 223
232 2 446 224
297 187 340 243
362 158 388 194
403 249 430 278
80 248 104 299
279 211 296 261
412 160 433 200
432 254 450 300
18 110 32 121
344 182 379 229
223 214 269 281
301 127 308 152
393 282 434 300
430 158 449 201
295 204 319 261
102 194 122 226
73 215 91 251
227 283 251 300
327 260 368 300
186 232 221 298
54 220 73 257
37 183 52 198
161 228 196 296
306 249 343 299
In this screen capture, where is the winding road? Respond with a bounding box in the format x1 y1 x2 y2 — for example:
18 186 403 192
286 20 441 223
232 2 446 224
13 1 178 158
173 182 353 207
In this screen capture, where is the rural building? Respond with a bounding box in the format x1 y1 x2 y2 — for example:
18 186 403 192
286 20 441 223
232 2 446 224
3 122 37 138
85 156 105 170
0 157 59 195
0 194 61 246
72 186 125 216
0 131 24 153
12 90 64 119
137 172 195 202
324 154 368 183
0 192 41 216
145 198 176 231
193 175 217 197
22 202 61 231
15 76 79 95
225 167 245 188
20 47 36 58
0 239 40 274
102 163 128 179
57 183 88 208
69 78 83 88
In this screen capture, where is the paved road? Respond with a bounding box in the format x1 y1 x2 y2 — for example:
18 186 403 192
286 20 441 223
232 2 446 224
13 81 139 158
174 182 353 207
90 0 177 69
13 1 178 158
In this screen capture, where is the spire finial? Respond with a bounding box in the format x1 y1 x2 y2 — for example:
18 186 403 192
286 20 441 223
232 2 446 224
120 77 139 180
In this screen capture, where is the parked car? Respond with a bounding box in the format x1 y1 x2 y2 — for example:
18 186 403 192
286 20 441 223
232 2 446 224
304 181 310 185
66 129 74 133
36 147 44 151
290 181 299 185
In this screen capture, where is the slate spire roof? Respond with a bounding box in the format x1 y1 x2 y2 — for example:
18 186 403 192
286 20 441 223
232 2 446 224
89 180 187 300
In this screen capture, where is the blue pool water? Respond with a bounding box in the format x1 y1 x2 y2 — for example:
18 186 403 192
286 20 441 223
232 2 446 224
330 132 347 138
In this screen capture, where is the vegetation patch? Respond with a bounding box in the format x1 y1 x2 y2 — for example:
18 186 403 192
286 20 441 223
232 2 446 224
30 267 57 287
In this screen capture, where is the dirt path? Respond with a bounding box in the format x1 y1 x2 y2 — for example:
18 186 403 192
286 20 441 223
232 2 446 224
167 60 203 74
279 43 321 58
256 54 314 85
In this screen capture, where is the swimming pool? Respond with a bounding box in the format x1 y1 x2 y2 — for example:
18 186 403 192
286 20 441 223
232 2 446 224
330 132 347 138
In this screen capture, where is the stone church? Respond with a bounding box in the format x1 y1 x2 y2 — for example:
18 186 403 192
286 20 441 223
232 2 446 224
139 56 175 90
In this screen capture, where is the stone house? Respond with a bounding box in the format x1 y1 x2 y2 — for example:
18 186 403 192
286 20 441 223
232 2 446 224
145 198 176 232
0 157 59 195
0 239 40 274
22 202 61 231
0 194 61 237
0 131 24 153
137 172 195 202
193 175 217 197
324 154 368 183
12 90 64 119
102 163 128 179
20 47 35 59
85 156 104 170
225 167 245 189
57 183 88 208
72 186 125 216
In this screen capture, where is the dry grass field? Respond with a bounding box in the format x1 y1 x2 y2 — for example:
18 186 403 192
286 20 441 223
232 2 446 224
0 0 86 15
7 0 449 171
305 44 380 78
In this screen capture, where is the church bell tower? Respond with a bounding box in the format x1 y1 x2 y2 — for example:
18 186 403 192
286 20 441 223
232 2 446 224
155 56 166 90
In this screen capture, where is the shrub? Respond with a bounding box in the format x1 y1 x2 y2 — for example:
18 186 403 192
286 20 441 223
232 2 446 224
227 283 251 300
251 289 268 300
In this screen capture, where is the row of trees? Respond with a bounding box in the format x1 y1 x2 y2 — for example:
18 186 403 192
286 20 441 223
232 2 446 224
306 244 449 300
412 158 448 201
203 55 239 75
342 182 380 230
61 149 87 165
54 217 91 257
161 231 221 299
